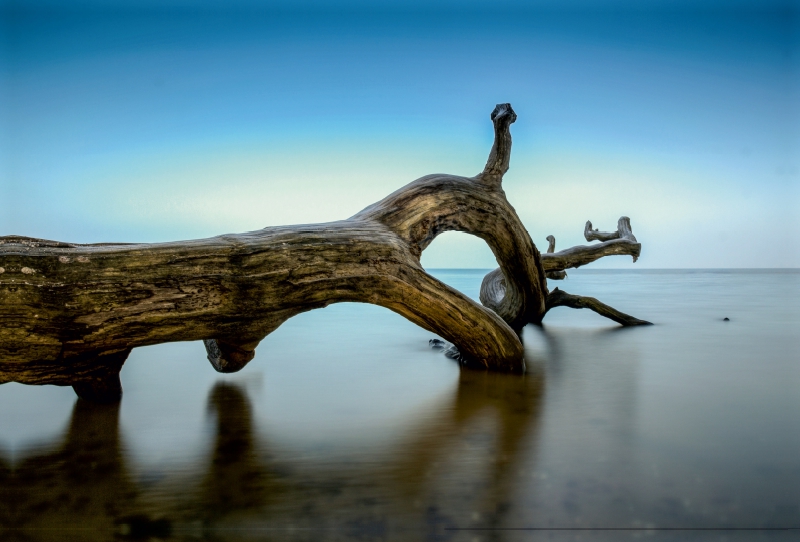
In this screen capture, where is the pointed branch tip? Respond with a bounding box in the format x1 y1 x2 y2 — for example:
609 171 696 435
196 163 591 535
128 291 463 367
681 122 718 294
546 288 652 326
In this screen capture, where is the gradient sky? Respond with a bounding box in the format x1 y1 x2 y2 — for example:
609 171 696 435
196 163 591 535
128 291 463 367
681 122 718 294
1 1 798 268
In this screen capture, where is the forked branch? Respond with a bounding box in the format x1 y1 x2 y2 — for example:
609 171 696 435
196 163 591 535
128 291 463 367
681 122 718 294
540 216 641 274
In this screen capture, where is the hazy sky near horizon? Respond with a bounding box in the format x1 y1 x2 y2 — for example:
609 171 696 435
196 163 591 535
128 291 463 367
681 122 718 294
1 1 798 268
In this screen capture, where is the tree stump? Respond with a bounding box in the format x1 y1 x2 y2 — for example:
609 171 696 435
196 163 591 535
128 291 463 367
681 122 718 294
0 104 650 402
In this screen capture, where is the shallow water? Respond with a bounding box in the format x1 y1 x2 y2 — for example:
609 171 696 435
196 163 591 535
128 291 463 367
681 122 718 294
1 269 798 541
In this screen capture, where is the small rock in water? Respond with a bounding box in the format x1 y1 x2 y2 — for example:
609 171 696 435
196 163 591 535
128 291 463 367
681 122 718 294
723 317 730 321
429 338 447 350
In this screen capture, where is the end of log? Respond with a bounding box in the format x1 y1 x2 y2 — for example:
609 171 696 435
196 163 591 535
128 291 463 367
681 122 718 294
585 217 638 245
546 235 556 253
72 375 123 404
68 349 131 403
584 220 619 242
544 235 566 279
545 270 567 280
491 102 517 125
479 103 517 184
204 339 257 373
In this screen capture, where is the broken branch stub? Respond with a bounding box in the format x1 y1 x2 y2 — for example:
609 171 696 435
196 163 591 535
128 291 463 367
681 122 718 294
585 216 637 244
542 235 567 280
0 103 649 402
545 235 556 253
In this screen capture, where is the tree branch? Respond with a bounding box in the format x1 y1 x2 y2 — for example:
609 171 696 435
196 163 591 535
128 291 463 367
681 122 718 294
545 287 652 326
543 235 567 280
540 216 641 273
545 235 556 253
477 103 517 184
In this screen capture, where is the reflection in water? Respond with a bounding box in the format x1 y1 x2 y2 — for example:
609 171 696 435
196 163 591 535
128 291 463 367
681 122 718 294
391 369 544 532
0 400 158 540
0 369 545 541
196 383 287 524
3 270 798 540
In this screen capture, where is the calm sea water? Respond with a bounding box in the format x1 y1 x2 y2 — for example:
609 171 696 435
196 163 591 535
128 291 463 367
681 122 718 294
1 269 798 541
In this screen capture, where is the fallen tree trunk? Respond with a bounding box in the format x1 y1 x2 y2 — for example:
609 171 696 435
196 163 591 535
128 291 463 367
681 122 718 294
0 103 648 402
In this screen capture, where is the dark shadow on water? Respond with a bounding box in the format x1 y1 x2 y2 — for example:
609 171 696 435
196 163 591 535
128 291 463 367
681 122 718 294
0 370 546 541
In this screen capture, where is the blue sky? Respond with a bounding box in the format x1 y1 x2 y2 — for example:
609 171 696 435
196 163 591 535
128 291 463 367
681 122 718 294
1 1 797 267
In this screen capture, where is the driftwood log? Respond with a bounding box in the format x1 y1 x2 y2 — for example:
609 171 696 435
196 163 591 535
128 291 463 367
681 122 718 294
0 104 650 403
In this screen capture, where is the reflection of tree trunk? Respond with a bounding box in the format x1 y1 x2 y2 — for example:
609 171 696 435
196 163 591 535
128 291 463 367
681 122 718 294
188 371 546 539
0 400 152 540
0 448 10 531
1 371 548 539
197 383 283 522
391 369 545 533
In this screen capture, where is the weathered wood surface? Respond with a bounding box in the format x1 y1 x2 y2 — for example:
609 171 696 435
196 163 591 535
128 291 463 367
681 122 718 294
0 104 648 402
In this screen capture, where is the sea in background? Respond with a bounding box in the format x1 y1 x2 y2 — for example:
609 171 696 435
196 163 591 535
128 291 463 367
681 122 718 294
1 269 798 541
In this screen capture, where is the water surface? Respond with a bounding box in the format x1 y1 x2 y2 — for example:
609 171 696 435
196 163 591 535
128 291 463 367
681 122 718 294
1 269 798 541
